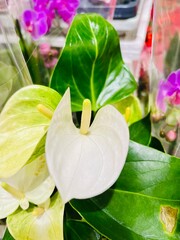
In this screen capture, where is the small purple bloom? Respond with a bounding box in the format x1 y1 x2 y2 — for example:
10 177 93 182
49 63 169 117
156 69 180 112
22 10 48 40
56 0 80 23
33 0 55 28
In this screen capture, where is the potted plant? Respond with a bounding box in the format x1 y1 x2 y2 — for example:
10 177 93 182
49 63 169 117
0 1 179 240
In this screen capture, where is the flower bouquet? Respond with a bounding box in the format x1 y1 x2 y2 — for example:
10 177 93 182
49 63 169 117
0 0 180 240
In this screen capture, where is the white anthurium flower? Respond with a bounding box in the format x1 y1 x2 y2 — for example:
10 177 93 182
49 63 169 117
46 88 129 203
0 154 55 219
7 193 64 240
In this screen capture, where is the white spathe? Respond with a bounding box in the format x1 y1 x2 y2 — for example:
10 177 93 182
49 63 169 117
46 88 129 203
0 154 55 219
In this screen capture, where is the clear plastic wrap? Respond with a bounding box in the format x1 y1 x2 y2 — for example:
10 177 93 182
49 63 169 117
77 0 117 20
0 0 32 111
150 0 180 156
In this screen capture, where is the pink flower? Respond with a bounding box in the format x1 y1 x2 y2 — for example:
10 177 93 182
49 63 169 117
39 43 59 69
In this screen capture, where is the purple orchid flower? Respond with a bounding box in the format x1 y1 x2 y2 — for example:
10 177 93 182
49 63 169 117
33 0 55 27
156 69 180 112
22 10 48 40
21 0 80 39
55 0 80 23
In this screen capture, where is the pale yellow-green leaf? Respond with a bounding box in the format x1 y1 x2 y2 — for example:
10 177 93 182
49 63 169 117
0 85 61 178
113 95 142 125
7 193 64 240
46 88 129 203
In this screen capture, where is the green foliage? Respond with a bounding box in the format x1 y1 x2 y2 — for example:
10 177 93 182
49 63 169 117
50 14 137 112
3 228 14 240
70 141 180 240
129 113 151 145
65 220 101 240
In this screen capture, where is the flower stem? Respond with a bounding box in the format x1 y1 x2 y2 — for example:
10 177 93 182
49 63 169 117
80 99 91 135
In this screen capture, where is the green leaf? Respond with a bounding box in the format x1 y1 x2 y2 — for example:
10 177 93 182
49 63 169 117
149 137 165 152
129 114 151 145
71 190 180 240
2 228 15 240
0 85 61 178
50 13 137 112
114 141 180 200
70 141 180 239
65 220 101 240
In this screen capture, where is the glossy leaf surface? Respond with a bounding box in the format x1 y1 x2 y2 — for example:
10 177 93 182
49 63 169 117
50 14 137 112
65 220 101 240
114 141 180 199
71 141 180 240
129 114 151 145
0 85 61 178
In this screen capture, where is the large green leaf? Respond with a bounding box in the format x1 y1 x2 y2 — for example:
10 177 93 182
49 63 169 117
70 141 180 240
0 85 61 178
50 14 137 112
114 141 180 200
65 220 101 240
71 190 180 240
